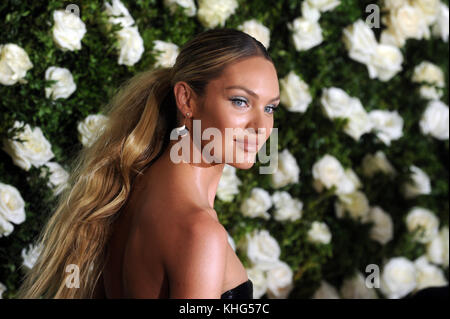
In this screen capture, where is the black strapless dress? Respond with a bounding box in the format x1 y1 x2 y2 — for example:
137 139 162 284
102 279 254 298
220 279 253 299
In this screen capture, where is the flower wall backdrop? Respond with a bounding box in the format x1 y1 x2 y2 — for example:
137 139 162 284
0 0 448 299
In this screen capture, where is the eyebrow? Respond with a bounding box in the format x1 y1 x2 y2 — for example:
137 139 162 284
225 85 280 102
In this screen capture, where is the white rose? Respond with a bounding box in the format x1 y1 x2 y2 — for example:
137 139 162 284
401 165 432 199
312 280 340 299
301 1 321 22
271 149 300 189
104 0 135 28
271 191 303 222
312 154 359 195
412 61 445 100
419 100 449 140
77 114 109 148
246 265 268 299
380 29 404 47
0 43 33 85
368 206 394 245
40 162 70 196
240 188 272 220
342 168 363 191
426 226 449 267
383 0 409 10
307 221 332 244
52 10 86 51
239 229 281 270
380 257 417 299
335 191 371 223
0 182 26 229
152 40 179 68
217 164 241 202
320 87 354 119
412 0 440 26
197 0 238 29
432 3 449 42
103 1 143 66
344 98 374 141
367 44 403 82
266 260 294 299
361 150 397 178
164 0 197 17
2 121 54 171
413 256 448 292
288 17 323 51
0 215 14 237
321 88 373 140
116 26 144 66
384 4 430 46
369 110 404 146
21 243 44 271
279 71 312 113
340 271 379 299
237 19 271 49
0 282 6 298
343 19 378 66
44 66 76 100
405 207 439 244
306 0 341 12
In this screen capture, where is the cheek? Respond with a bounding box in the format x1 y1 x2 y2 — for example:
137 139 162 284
201 101 248 139
218 108 247 131
197 100 237 157
200 99 237 129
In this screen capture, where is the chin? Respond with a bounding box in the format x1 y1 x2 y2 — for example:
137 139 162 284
226 151 258 169
229 161 255 170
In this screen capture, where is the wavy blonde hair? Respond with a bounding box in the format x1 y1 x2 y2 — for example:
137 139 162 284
15 28 273 298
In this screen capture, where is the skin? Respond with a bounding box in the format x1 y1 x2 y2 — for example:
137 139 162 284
99 56 280 299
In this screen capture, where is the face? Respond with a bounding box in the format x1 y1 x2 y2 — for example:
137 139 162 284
175 56 280 169
199 56 280 169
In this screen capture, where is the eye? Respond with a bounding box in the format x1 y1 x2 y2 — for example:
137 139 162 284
264 105 278 114
230 97 249 108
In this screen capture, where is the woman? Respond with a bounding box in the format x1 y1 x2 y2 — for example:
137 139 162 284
16 28 280 299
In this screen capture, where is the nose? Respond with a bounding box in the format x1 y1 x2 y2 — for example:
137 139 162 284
246 105 272 140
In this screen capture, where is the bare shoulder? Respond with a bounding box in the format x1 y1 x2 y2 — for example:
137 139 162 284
163 208 229 298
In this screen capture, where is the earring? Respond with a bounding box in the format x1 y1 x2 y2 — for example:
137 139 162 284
175 112 190 137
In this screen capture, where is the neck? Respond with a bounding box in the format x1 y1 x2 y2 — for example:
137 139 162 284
153 137 225 210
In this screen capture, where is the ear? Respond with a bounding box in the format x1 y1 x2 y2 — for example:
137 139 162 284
173 81 197 118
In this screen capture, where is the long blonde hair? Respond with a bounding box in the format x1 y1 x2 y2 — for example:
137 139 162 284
15 28 273 298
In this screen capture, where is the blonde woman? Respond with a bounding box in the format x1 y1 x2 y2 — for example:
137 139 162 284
16 28 280 299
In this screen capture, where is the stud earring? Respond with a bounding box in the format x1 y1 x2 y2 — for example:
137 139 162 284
175 112 190 137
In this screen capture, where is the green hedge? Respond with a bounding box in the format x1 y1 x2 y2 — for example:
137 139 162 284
0 0 448 299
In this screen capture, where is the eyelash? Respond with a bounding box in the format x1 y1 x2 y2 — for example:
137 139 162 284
230 97 278 114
